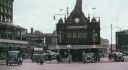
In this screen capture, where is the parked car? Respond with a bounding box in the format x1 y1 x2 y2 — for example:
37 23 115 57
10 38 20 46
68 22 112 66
113 52 124 62
50 52 59 60
82 53 96 63
6 51 22 66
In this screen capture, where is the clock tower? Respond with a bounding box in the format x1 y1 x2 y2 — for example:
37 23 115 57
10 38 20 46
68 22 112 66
56 0 101 61
56 0 100 45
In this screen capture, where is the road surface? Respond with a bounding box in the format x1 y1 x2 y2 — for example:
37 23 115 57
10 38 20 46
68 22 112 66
1 56 128 70
0 61 128 70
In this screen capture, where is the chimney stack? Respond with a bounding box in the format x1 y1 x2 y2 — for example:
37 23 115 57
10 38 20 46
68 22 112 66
31 28 34 34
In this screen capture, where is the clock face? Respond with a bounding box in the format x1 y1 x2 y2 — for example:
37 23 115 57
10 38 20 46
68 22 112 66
74 18 80 23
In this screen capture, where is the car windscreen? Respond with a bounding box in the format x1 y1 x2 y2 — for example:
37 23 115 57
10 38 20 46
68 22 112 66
85 53 94 57
9 52 18 59
116 53 123 57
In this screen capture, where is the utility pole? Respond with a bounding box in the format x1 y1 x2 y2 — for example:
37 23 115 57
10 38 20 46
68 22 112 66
110 23 121 54
59 9 63 18
67 7 69 18
111 24 113 54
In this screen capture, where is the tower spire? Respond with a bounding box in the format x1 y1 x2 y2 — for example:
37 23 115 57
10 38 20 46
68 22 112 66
75 0 82 11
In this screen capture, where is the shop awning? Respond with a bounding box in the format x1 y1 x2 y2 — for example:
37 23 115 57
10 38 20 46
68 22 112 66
48 45 106 50
0 44 28 48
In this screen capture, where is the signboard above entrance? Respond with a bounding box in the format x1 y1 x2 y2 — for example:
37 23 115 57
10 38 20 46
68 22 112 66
67 26 87 29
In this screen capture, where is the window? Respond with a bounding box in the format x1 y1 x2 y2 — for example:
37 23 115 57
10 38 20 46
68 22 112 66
83 33 87 38
67 33 72 38
78 33 82 38
4 8 7 14
4 16 7 22
4 1 7 6
0 15 3 21
7 18 10 22
9 2 12 8
73 33 77 38
8 9 10 15
1 6 4 12
0 1 4 5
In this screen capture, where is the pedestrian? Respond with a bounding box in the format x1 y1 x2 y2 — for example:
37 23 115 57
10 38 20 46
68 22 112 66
39 56 44 65
56 54 61 63
108 53 112 60
19 57 23 65
68 54 72 63
48 54 52 64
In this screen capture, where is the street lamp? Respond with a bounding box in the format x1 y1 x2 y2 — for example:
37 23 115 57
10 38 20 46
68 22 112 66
53 9 64 20
110 24 112 55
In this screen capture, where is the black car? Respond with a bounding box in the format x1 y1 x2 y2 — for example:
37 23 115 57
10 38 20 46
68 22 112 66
82 53 96 63
6 51 22 66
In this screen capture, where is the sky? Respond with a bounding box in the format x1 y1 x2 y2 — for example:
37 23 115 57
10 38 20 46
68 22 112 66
13 0 128 44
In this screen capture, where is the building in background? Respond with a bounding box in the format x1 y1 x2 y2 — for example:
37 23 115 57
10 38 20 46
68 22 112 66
25 29 45 55
56 0 101 61
25 29 58 55
0 0 28 59
0 23 28 59
44 31 58 52
116 30 128 55
100 38 109 57
0 0 13 23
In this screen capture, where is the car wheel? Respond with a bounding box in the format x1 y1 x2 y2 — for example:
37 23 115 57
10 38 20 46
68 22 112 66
122 60 124 62
18 62 20 65
10 63 11 66
6 62 8 65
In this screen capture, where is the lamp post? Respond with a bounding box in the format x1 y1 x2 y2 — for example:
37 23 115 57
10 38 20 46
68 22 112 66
53 9 64 20
110 24 112 54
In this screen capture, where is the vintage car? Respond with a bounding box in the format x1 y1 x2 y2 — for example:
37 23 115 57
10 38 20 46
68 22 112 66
113 52 124 62
82 53 96 63
50 52 60 60
6 51 22 66
31 54 44 63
